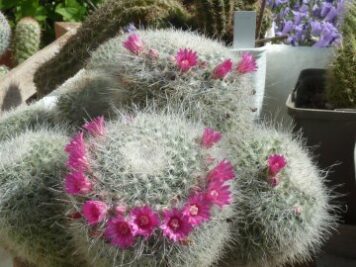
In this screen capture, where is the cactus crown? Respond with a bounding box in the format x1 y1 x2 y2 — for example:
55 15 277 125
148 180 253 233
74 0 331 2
65 113 235 266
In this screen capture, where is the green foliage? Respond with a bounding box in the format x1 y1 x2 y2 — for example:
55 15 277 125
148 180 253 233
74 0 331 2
326 1 356 108
0 0 103 45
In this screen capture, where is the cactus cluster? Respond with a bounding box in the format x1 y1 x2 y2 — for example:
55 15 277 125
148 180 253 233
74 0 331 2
326 1 356 108
58 29 256 130
0 28 338 267
13 17 41 64
67 112 235 267
0 11 11 57
220 125 337 267
33 0 273 97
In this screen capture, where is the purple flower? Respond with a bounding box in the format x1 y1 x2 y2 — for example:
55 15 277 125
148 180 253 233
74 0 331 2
313 22 340 47
311 20 322 35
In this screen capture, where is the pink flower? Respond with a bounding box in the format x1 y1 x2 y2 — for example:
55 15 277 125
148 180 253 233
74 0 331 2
206 181 232 208
236 52 257 74
123 33 144 55
293 206 302 216
201 128 222 148
183 193 211 226
65 172 92 195
175 48 198 72
207 160 235 182
83 116 106 136
130 206 160 238
65 132 89 171
212 59 233 79
82 200 108 225
148 48 159 59
160 208 192 242
105 215 135 249
267 154 287 176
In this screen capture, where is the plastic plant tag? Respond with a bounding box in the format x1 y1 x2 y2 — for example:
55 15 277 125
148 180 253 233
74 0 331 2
233 11 256 49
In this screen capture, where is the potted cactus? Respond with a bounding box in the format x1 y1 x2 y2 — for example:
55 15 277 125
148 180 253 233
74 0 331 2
286 1 355 227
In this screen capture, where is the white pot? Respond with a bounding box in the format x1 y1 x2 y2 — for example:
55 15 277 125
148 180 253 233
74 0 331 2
261 44 334 125
231 47 267 119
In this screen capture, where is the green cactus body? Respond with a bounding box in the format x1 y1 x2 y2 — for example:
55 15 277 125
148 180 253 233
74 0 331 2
0 11 11 56
13 17 41 65
0 129 88 267
67 112 234 267
56 29 255 131
326 1 356 108
34 0 189 96
220 126 337 267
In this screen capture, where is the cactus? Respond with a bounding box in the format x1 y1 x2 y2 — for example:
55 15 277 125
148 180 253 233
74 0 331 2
13 17 41 65
33 0 190 96
57 29 256 130
0 11 11 56
0 128 88 267
326 1 356 108
219 125 337 267
33 0 273 98
0 65 9 77
67 112 235 267
0 111 235 267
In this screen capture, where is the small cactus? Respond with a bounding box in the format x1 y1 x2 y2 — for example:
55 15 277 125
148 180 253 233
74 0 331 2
326 1 356 108
13 17 41 65
0 11 11 56
56 30 256 130
220 125 338 267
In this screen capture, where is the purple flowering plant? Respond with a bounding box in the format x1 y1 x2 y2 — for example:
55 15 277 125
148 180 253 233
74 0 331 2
267 0 346 47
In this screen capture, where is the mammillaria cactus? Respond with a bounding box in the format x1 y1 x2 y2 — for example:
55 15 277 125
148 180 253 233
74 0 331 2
0 11 11 56
220 125 337 267
326 0 356 108
13 17 41 65
0 112 236 267
66 113 235 266
58 29 257 130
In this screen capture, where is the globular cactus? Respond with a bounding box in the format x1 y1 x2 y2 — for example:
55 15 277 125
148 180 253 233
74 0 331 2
13 17 41 65
0 11 11 56
0 111 236 267
57 29 257 131
0 65 9 77
0 128 88 267
33 0 190 96
326 1 356 108
220 125 337 267
66 112 235 267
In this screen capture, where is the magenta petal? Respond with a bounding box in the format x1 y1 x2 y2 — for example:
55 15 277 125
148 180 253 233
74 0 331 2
130 205 160 238
183 193 211 226
83 116 106 136
123 33 144 55
105 216 135 249
267 154 287 176
65 172 92 195
207 160 235 182
236 52 257 74
201 128 222 148
160 208 192 242
212 59 233 79
206 181 232 208
175 48 198 72
82 200 108 225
